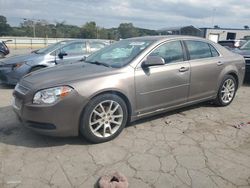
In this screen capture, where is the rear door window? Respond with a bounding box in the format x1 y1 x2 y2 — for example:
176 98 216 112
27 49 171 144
209 44 219 57
185 40 213 60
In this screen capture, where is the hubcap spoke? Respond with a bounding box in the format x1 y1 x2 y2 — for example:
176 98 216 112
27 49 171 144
93 123 104 132
93 110 102 117
99 103 106 113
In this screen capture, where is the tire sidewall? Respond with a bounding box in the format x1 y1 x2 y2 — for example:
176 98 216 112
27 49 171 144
217 75 237 106
80 94 128 143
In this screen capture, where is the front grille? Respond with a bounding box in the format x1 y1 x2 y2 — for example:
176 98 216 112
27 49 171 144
14 83 30 95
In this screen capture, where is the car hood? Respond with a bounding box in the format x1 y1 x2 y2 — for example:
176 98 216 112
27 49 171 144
21 62 118 89
233 49 250 57
0 52 43 65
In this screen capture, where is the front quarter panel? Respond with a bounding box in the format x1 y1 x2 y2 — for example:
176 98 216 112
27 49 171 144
70 66 136 116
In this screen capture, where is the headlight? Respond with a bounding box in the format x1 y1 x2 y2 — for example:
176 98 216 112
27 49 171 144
33 86 73 104
12 62 25 70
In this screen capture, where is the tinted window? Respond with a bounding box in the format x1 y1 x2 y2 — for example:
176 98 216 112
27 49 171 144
186 41 212 60
209 44 219 57
149 41 184 64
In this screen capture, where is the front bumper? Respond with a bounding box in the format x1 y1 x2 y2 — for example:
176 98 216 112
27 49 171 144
0 65 30 85
12 84 88 137
244 58 250 78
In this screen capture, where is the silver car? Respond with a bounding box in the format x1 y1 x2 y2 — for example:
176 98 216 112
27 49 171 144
0 39 110 85
13 36 245 143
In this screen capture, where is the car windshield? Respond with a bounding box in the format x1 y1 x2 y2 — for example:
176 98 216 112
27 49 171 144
35 41 70 54
85 39 154 68
240 41 250 50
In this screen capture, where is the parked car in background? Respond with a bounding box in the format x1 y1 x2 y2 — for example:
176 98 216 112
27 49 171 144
12 36 245 143
218 39 247 50
0 39 110 85
0 40 10 58
233 40 250 78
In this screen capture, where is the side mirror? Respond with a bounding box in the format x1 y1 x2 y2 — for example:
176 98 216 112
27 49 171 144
58 51 68 59
142 56 165 68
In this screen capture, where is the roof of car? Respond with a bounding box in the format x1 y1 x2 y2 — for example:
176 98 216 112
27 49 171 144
125 35 205 41
60 39 111 43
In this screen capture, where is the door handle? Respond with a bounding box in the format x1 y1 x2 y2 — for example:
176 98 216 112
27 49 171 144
217 61 224 66
179 67 189 72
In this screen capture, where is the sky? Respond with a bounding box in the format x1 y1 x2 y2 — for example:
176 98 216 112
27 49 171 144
0 0 250 30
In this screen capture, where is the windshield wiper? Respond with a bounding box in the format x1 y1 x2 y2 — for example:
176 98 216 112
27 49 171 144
84 60 111 68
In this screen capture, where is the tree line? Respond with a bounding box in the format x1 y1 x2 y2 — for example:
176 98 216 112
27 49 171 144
0 15 158 40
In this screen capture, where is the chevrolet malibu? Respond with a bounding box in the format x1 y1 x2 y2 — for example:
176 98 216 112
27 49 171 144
13 36 245 143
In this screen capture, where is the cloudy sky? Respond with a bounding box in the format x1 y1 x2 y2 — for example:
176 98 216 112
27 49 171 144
0 0 249 29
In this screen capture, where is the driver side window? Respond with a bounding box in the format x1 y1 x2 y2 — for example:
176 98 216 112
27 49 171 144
149 41 184 64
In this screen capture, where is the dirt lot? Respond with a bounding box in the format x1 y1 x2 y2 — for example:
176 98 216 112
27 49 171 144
0 49 250 187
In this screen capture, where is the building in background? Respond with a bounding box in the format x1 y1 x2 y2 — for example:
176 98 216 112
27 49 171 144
158 25 202 37
158 25 250 43
200 27 250 43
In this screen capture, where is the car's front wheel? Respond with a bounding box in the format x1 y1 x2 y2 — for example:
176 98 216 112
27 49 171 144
215 75 237 106
80 93 128 143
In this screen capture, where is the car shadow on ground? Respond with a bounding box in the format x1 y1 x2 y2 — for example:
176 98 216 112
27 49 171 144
0 101 215 148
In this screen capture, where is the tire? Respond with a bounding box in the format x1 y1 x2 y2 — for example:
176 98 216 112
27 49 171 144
80 93 128 143
214 75 237 106
30 66 44 73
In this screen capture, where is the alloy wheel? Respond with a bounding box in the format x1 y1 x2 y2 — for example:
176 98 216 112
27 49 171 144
89 100 124 138
220 78 235 104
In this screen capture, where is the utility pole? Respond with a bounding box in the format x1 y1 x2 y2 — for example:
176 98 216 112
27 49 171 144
23 18 41 38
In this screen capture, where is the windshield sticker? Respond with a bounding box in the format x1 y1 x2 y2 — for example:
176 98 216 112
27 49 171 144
129 42 145 46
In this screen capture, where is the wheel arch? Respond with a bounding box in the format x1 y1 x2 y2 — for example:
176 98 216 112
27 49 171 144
29 65 47 72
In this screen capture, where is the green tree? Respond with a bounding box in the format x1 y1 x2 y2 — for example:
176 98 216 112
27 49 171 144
118 23 139 39
0 15 11 36
80 22 98 39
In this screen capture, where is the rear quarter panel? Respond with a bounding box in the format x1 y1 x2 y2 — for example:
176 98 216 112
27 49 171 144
216 46 245 90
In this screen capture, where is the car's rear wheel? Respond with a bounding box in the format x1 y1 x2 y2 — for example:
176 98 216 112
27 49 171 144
80 94 128 143
215 75 237 106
